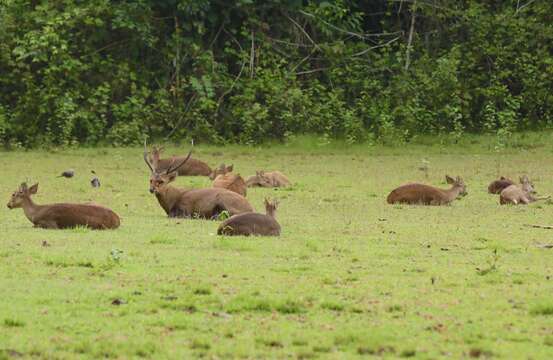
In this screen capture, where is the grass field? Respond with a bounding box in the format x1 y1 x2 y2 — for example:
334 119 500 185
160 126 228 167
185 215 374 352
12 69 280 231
1 134 553 359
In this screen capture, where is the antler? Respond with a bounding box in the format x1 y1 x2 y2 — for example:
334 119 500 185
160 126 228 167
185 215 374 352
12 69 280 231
143 139 154 173
165 151 192 174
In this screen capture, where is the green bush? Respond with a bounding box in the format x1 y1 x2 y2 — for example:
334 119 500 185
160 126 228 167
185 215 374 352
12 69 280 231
0 1 551 147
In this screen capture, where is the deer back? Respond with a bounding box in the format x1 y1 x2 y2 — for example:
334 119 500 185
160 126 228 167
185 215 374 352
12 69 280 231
175 188 253 219
213 173 247 196
387 177 466 205
33 203 120 229
217 212 280 236
488 177 515 194
156 157 212 176
488 176 515 194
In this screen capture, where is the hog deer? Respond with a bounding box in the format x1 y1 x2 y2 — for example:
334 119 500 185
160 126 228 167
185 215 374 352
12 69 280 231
218 198 281 236
488 176 515 194
149 146 212 177
499 175 549 205
211 164 247 197
387 175 467 205
245 171 290 188
144 143 253 219
7 182 120 229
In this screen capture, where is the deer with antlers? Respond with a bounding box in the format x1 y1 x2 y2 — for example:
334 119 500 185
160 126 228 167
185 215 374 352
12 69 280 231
6 182 120 229
144 143 254 219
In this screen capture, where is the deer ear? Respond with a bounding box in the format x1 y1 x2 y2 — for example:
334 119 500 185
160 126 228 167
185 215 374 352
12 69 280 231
445 175 455 184
227 164 233 172
29 183 39 194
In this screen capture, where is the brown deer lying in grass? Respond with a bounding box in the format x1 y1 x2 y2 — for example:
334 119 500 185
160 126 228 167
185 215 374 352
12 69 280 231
245 171 290 188
218 198 281 236
144 144 253 219
148 146 213 177
210 164 247 197
499 175 549 205
7 182 120 229
488 176 515 194
387 175 467 205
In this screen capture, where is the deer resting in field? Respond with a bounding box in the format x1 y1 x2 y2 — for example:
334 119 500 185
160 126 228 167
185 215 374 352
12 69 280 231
211 164 247 197
144 144 253 219
6 182 120 229
149 146 213 177
218 198 281 236
245 171 290 188
386 175 467 205
488 176 515 194
499 175 549 205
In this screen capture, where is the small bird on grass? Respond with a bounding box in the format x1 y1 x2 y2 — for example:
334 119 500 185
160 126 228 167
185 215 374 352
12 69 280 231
91 170 100 188
58 169 75 178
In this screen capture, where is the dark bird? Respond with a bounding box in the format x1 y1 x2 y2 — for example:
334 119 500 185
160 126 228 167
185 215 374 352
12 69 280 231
59 169 75 178
91 170 100 188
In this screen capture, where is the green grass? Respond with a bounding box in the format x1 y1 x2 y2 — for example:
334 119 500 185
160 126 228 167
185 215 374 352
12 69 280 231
1 134 553 358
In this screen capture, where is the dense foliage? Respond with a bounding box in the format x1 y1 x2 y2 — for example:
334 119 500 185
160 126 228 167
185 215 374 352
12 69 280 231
1 0 552 146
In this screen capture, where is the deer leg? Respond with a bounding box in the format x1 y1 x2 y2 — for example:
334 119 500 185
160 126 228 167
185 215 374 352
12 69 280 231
210 205 225 220
168 207 185 218
532 195 551 202
35 220 58 229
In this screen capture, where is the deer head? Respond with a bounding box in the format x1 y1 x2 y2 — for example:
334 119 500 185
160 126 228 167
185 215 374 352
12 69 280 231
445 175 467 197
209 163 234 180
248 171 272 187
148 146 165 166
7 182 38 209
144 141 191 194
264 197 279 218
520 175 535 194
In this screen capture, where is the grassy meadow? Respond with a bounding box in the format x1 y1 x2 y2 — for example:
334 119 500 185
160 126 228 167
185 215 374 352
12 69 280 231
1 134 553 359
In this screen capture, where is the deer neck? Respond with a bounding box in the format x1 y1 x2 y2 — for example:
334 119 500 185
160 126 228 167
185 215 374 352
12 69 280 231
21 197 41 223
444 185 462 201
266 208 276 219
155 185 183 215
